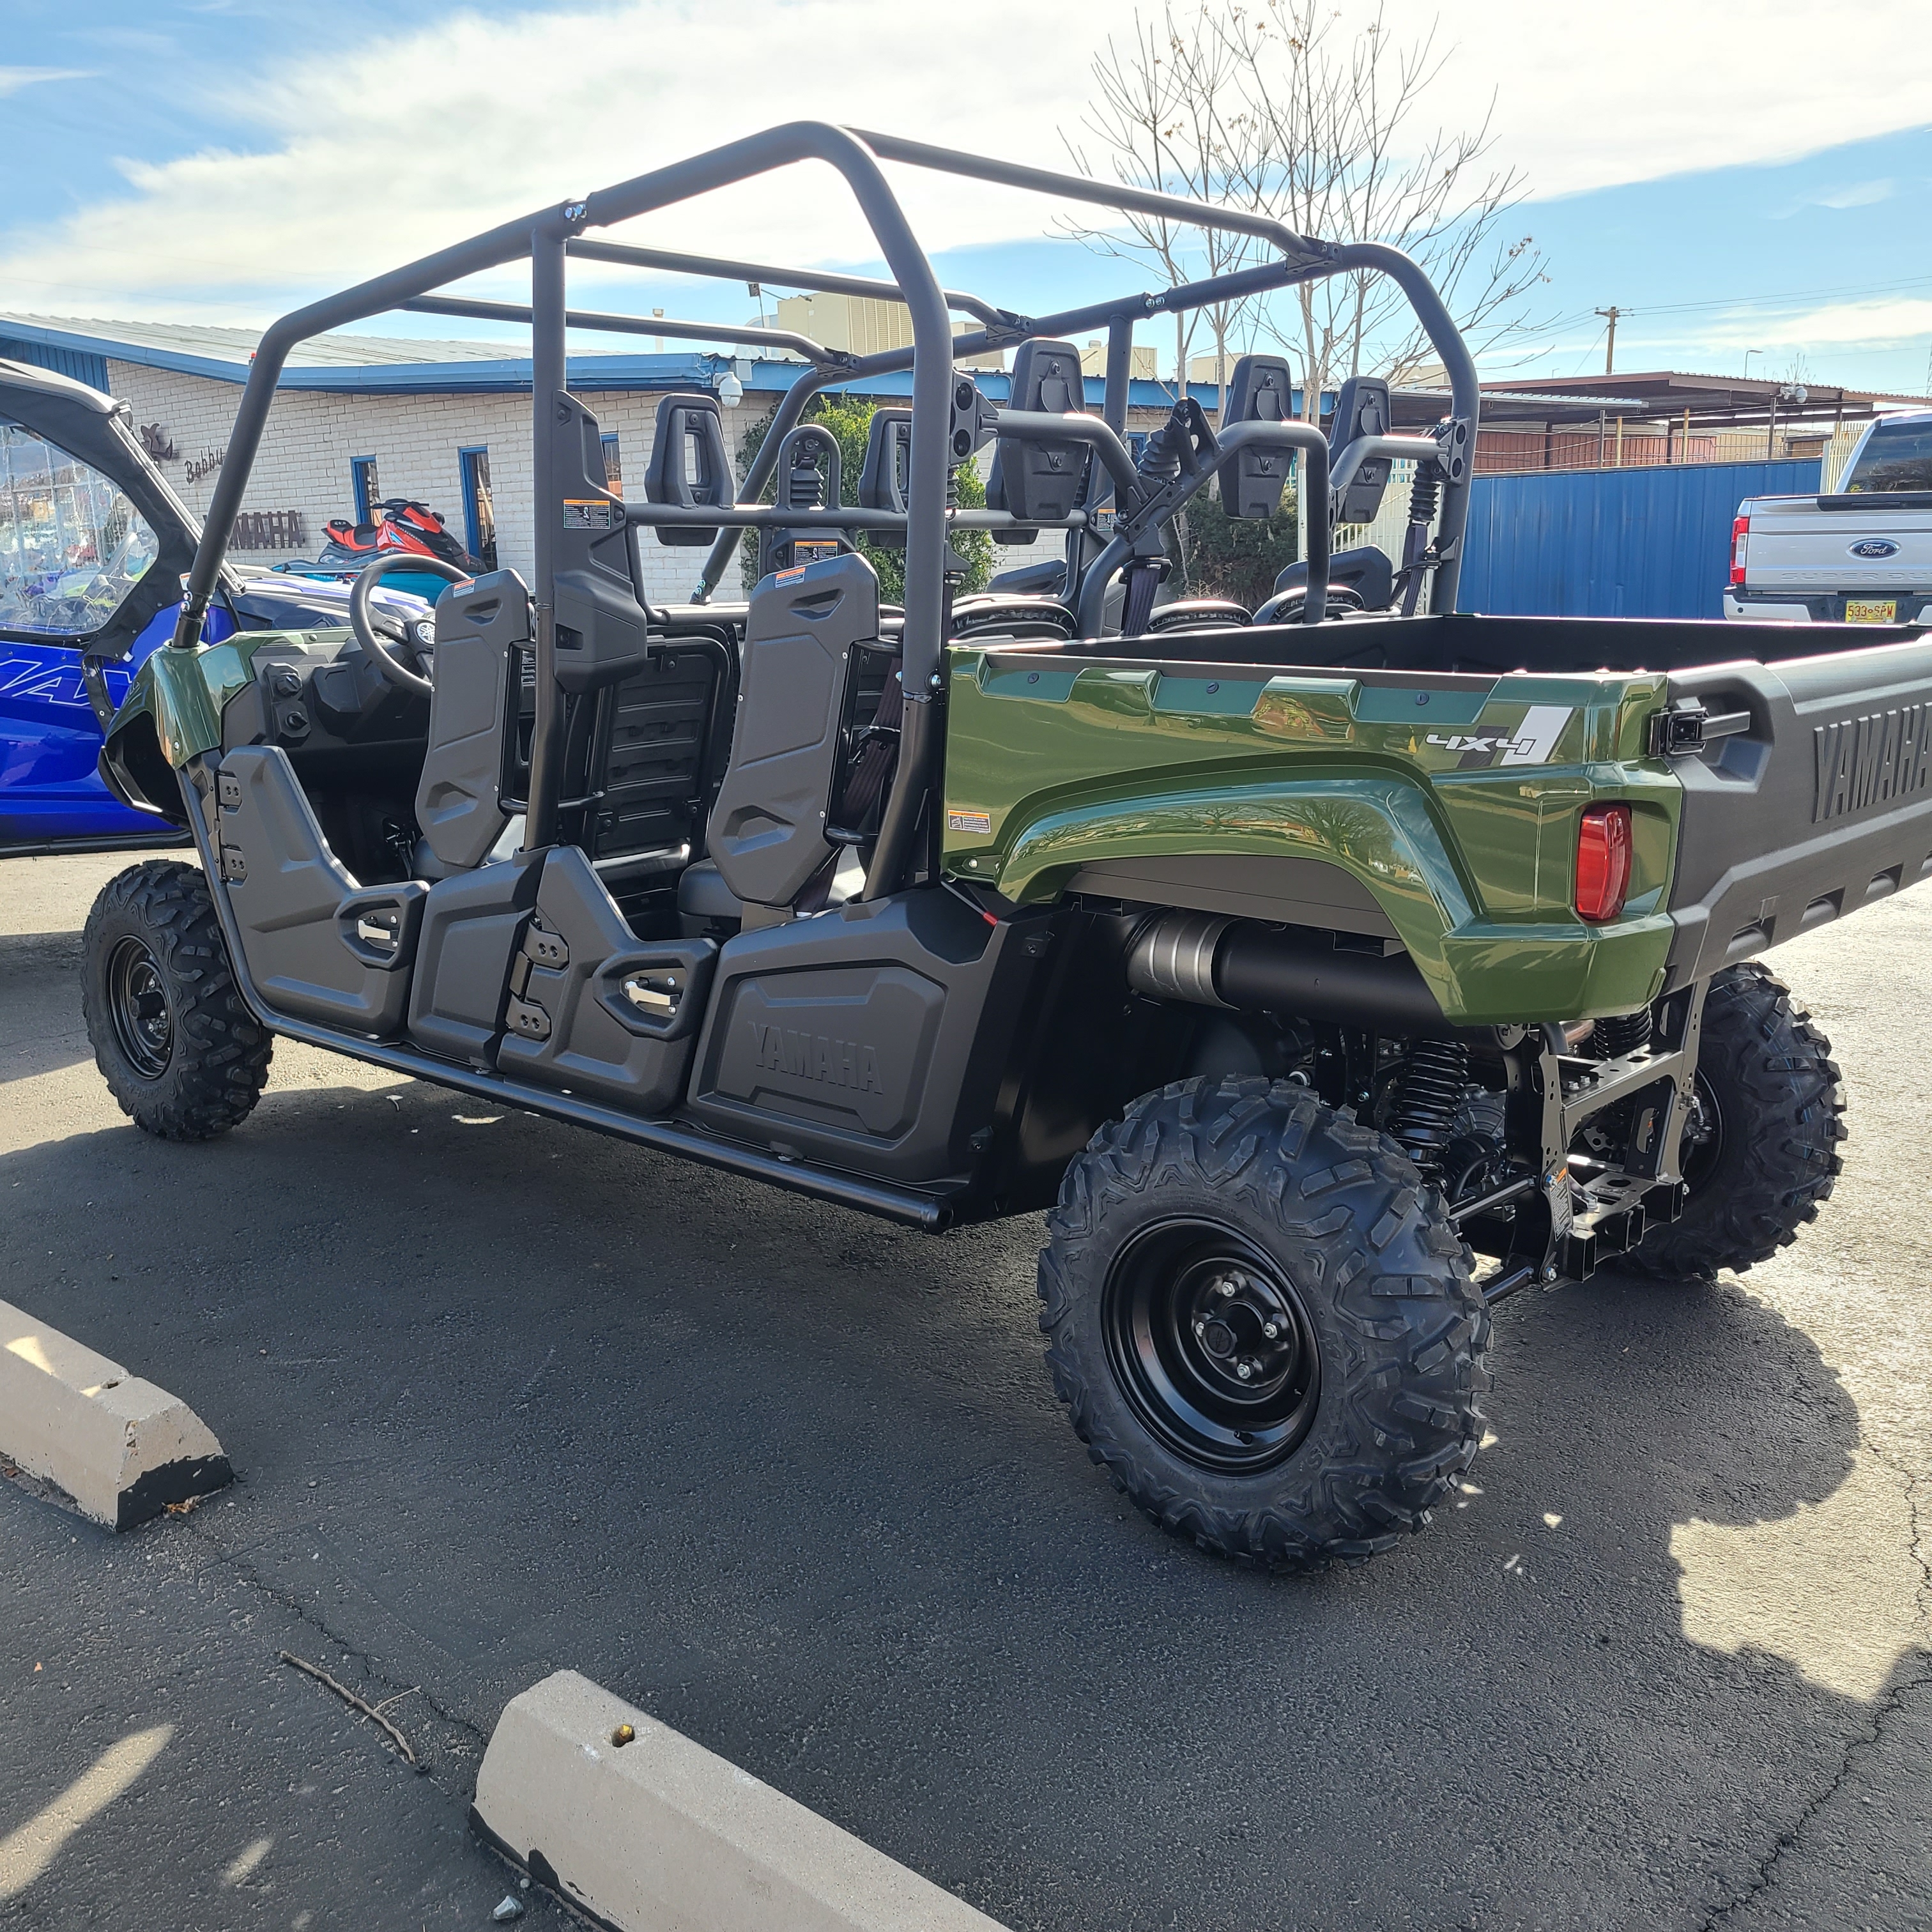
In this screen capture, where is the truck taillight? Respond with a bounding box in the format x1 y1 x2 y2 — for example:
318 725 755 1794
1729 514 1749 587
1575 806 1632 922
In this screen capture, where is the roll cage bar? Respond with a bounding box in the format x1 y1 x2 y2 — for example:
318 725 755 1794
174 120 1481 891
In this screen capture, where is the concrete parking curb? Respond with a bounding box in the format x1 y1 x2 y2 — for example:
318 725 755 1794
471 1670 1006 1932
0 1298 231 1530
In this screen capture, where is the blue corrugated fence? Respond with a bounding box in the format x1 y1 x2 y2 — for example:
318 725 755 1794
1457 459 1823 620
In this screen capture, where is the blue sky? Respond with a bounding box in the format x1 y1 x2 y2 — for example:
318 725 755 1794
4 0 1929 397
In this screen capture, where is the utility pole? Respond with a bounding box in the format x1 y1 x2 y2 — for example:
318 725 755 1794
1594 307 1620 375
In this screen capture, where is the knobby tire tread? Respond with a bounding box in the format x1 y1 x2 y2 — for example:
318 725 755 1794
82 860 273 1141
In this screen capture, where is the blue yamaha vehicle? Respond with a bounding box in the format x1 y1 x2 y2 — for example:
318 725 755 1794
1 358 432 855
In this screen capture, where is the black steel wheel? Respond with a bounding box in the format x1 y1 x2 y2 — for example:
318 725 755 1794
83 860 273 1140
1039 1077 1488 1570
1623 962 1844 1280
105 934 174 1078
1102 1222 1320 1473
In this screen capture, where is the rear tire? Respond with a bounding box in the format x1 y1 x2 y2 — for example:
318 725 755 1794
82 860 272 1141
1038 1077 1489 1570
1623 962 1845 1280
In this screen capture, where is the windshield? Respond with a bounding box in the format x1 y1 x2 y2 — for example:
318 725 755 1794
0 421 160 637
1842 419 1932 494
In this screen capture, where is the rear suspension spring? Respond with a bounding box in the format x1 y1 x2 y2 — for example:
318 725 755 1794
1389 1038 1469 1184
1594 1009 1654 1057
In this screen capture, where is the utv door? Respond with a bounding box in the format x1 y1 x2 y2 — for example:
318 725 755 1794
0 360 201 854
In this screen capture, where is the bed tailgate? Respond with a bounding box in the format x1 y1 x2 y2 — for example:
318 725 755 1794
1659 629 1932 988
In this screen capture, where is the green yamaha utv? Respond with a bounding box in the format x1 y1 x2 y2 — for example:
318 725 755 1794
84 125 1921 1568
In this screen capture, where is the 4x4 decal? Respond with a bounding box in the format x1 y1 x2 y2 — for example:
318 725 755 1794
1426 703 1574 768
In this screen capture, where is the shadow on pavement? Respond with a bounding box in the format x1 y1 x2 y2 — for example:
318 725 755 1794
3 1076 1925 1932
0 929 95 1086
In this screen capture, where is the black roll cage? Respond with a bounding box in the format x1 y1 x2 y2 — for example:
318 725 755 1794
172 121 1481 891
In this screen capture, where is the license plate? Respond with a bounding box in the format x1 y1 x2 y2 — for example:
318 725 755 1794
1846 598 1897 623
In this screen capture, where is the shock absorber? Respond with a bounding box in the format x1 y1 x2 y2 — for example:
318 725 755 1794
1594 1009 1654 1057
1399 464 1443 615
1406 463 1442 529
1388 1038 1469 1184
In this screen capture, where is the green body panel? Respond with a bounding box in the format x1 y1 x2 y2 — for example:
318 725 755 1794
111 630 1682 1027
942 647 1685 1024
112 631 338 769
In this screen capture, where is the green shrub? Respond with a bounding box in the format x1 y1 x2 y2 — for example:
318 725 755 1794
1171 483 1300 611
735 394 993 598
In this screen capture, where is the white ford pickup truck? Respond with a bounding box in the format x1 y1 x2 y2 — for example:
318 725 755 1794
1726 408 1932 624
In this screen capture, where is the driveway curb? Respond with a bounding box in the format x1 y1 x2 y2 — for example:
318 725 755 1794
0 1298 231 1529
471 1670 1005 1932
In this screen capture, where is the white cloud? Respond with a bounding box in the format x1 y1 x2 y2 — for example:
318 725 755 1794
0 0 1097 323
1810 179 1901 210
1696 294 1932 349
1411 0 1932 198
0 66 93 97
6 0 1932 321
1772 177 1901 218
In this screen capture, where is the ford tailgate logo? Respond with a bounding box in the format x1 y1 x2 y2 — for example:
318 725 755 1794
1849 539 1900 559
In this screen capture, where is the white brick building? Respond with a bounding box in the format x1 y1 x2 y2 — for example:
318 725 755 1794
1 313 1210 602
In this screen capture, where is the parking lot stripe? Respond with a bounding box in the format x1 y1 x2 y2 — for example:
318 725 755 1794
0 1299 231 1530
471 1670 1006 1932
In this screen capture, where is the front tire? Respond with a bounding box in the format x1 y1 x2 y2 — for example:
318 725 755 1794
1038 1077 1489 1570
82 860 273 1140
1624 962 1846 1280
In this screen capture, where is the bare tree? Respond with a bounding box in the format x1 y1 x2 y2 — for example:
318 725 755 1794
1061 1 1551 419
1057 5 1268 393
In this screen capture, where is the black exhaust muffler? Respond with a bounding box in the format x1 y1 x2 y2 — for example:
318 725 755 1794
1125 910 1455 1037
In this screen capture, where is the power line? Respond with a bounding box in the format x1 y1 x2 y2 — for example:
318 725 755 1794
1607 271 1932 321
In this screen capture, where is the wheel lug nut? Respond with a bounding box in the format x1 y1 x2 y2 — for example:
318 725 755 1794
1262 1321 1280 1340
1236 1360 1254 1380
1218 1280 1236 1298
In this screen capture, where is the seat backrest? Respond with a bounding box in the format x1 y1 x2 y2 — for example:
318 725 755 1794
415 570 527 871
707 550 880 911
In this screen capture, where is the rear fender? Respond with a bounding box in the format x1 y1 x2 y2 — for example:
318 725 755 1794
943 647 1682 1024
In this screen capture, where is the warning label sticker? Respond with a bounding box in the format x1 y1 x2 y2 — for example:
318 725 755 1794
562 499 617 530
947 809 992 836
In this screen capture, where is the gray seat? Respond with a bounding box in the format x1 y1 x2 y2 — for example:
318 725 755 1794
678 860 746 934
677 852 866 937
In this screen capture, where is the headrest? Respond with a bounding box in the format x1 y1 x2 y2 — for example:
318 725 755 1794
857 408 912 549
988 338 1091 534
1328 375 1394 526
1216 355 1296 520
644 393 733 548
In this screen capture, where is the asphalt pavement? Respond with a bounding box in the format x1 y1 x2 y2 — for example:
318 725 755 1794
3 850 1928 1932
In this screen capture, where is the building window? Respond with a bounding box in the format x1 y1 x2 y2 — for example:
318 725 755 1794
601 431 622 496
351 456 380 525
459 447 497 571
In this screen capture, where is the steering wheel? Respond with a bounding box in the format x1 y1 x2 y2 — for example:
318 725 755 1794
349 553 471 696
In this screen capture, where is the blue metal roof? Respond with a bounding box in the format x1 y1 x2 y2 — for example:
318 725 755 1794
0 314 1250 410
0 332 111 394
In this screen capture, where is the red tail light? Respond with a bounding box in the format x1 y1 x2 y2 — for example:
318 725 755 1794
1729 514 1750 587
1576 806 1632 921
